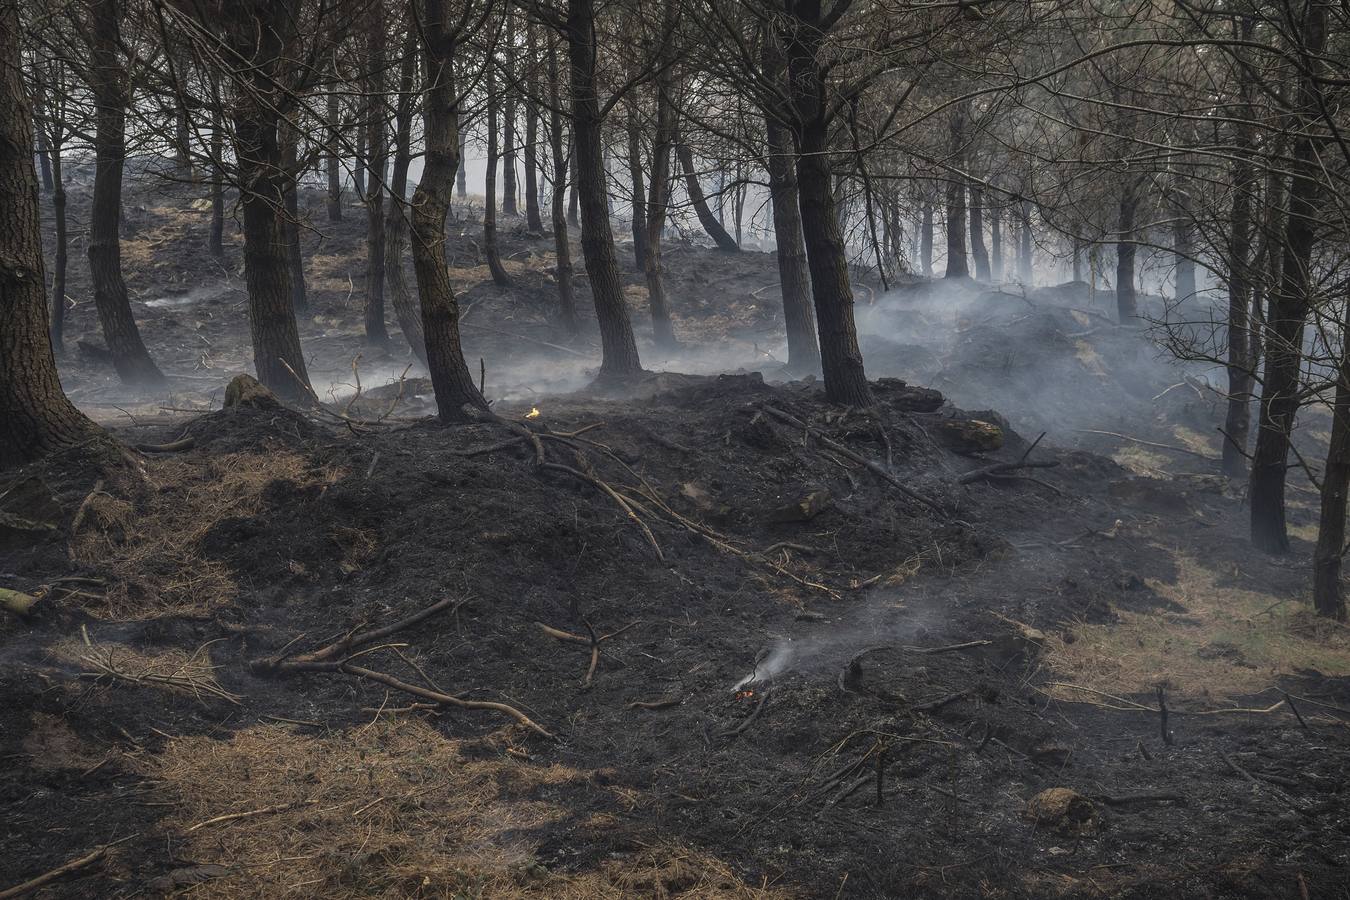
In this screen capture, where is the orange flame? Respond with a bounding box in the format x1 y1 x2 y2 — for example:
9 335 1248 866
736 690 755 700
525 407 541 419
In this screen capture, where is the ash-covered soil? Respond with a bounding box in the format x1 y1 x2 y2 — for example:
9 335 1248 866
2 178 1348 898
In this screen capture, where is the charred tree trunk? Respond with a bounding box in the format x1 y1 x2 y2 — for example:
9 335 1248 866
676 142 739 252
643 72 676 349
989 203 1003 281
1313 316 1350 621
1018 199 1033 282
227 0 312 402
354 130 366 199
385 27 426 366
944 108 968 279
1250 1 1327 554
766 117 820 374
502 14 519 218
566 0 642 379
364 11 389 344
411 0 490 421
208 105 225 258
86 0 164 387
33 89 53 194
1115 185 1138 320
783 5 871 407
523 23 543 232
969 184 989 281
920 199 933 277
325 89 342 222
1222 22 1257 480
456 129 467 198
280 123 307 315
1173 217 1196 302
484 67 512 287
626 110 648 270
49 138 68 352
1 2 100 468
567 149 579 226
546 37 577 334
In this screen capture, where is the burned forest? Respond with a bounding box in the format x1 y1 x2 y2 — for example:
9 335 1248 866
5 0 1350 896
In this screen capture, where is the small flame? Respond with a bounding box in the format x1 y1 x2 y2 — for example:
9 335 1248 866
736 690 755 701
525 407 541 419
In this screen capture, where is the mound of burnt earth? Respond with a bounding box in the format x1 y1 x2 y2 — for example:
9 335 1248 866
2 376 1347 898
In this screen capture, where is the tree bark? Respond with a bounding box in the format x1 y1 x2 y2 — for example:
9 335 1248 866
763 35 819 374
326 89 342 221
1018 198 1033 282
1250 0 1327 554
0 1 101 468
1173 217 1196 302
484 66 512 287
1313 314 1350 621
456 129 467 198
385 25 426 366
944 107 968 279
49 139 68 352
989 202 1002 281
781 3 871 406
643 73 676 349
920 199 933 277
546 37 578 334
226 0 313 402
626 109 648 270
502 12 519 218
364 9 389 343
411 0 489 421
567 148 579 225
969 184 989 281
208 103 225 257
280 123 307 315
85 0 165 387
523 22 543 232
766 116 820 373
1222 20 1257 480
676 141 738 252
566 0 642 379
1115 184 1138 320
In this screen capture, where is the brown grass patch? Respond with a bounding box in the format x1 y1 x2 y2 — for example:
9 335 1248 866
1043 552 1350 703
69 446 343 617
141 720 791 898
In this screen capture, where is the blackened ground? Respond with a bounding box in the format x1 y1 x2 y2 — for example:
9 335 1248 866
1 177 1348 899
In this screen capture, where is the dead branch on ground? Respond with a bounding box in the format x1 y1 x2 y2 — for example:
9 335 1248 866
760 405 943 512
0 848 109 899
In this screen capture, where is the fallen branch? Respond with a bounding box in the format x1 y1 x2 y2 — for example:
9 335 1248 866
629 697 682 710
760 405 943 513
957 459 1059 485
723 688 770 740
0 848 108 899
341 664 553 738
134 437 196 453
541 461 664 562
253 596 468 674
1073 429 1218 461
186 800 316 832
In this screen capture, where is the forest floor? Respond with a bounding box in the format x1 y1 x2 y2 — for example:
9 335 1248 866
2 176 1349 898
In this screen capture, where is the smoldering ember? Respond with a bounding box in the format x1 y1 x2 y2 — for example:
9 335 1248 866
3 0 1350 896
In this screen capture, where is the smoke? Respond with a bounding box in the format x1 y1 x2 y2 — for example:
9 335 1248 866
852 275 1224 445
731 600 945 691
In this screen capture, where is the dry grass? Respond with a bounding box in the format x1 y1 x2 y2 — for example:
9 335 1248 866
140 720 792 899
69 445 344 617
1043 552 1350 703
